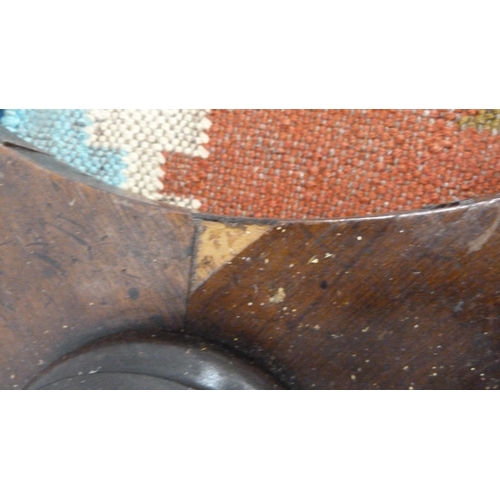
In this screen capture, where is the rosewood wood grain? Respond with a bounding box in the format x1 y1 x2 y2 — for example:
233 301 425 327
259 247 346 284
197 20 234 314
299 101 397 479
0 143 195 389
187 201 500 389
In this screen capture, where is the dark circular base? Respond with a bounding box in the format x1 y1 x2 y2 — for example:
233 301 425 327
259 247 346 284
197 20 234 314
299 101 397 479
26 335 282 390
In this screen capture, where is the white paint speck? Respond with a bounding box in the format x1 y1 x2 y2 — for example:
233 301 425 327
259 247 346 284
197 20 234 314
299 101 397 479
403 366 409 371
357 236 362 241
248 302 253 306
351 375 356 381
362 327 369 332
269 288 286 304
308 256 319 264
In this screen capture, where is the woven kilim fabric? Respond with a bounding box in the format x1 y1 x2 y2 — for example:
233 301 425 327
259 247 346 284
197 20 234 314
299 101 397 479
2 109 500 219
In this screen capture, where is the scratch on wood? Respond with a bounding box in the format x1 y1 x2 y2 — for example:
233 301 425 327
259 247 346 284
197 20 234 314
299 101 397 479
47 223 88 247
44 295 55 310
56 214 86 230
0 300 16 312
31 252 65 274
467 211 500 253
25 241 49 248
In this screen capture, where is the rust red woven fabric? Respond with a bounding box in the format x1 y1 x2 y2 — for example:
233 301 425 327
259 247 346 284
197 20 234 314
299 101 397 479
161 110 500 219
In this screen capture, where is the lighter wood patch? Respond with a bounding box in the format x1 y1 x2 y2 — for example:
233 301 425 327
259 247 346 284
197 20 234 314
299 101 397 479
191 220 270 292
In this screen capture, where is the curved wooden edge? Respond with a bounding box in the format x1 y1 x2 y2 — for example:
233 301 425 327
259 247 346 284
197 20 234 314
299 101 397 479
187 195 500 389
0 125 48 154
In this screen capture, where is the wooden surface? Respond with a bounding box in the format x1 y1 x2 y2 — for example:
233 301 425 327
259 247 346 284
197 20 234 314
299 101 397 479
0 143 195 389
191 220 270 292
188 201 500 389
1 127 500 389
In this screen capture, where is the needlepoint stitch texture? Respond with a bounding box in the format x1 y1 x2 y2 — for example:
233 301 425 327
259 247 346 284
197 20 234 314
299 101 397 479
1 109 500 219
